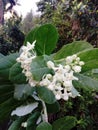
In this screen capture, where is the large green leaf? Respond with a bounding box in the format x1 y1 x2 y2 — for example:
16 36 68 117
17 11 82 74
0 53 18 78
82 69 98 82
92 69 98 74
36 122 52 130
53 41 93 60
30 55 53 81
0 98 22 122
25 24 58 55
36 86 56 104
73 73 98 91
26 111 40 130
52 116 77 130
0 84 14 103
9 62 26 84
46 101 60 113
0 77 14 103
8 117 24 130
11 103 38 116
90 69 98 80
34 24 58 55
14 84 35 100
78 48 98 72
0 53 4 59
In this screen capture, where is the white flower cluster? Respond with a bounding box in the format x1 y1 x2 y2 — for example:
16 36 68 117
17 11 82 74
16 41 38 86
17 42 84 101
40 54 84 101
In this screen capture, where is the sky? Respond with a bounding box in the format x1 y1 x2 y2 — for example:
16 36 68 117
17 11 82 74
13 0 40 17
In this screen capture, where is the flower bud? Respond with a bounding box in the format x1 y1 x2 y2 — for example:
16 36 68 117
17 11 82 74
47 61 55 69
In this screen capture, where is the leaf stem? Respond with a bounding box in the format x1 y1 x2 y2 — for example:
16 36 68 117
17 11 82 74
54 58 65 63
41 100 48 122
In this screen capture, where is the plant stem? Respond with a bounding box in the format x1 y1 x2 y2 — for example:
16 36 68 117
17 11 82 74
54 58 65 63
41 100 48 122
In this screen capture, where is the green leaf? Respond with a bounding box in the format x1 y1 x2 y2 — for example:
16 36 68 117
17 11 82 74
26 111 40 130
53 41 93 60
0 53 18 78
0 98 22 122
9 62 26 84
46 101 60 113
24 26 39 44
36 86 56 104
11 103 38 116
25 24 58 55
52 116 77 130
36 122 52 130
0 53 4 59
71 87 80 97
8 117 24 130
83 69 98 81
35 24 58 55
30 55 53 81
0 78 14 103
14 84 35 100
91 69 98 80
73 73 98 91
78 48 98 72
92 69 98 74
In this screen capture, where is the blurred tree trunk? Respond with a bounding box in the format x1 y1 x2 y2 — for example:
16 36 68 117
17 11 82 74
0 0 4 24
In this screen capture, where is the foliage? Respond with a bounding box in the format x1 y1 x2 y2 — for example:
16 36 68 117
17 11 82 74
55 89 98 130
37 0 98 50
0 0 18 24
21 10 40 34
3 0 16 11
0 16 25 55
0 24 98 130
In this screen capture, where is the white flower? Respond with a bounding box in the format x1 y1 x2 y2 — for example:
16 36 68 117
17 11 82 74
44 54 84 100
68 92 72 97
54 83 63 91
55 91 62 100
72 65 81 73
63 80 72 88
65 56 73 64
16 57 21 62
65 71 74 80
72 54 77 59
46 74 52 79
21 122 27 128
47 61 55 69
40 55 84 100
56 64 65 73
76 57 80 62
21 46 27 52
27 41 35 49
25 71 32 77
40 78 50 86
64 65 71 72
79 61 85 66
54 73 63 82
48 83 54 90
17 50 84 101
62 94 69 101
29 78 38 87
17 41 37 87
